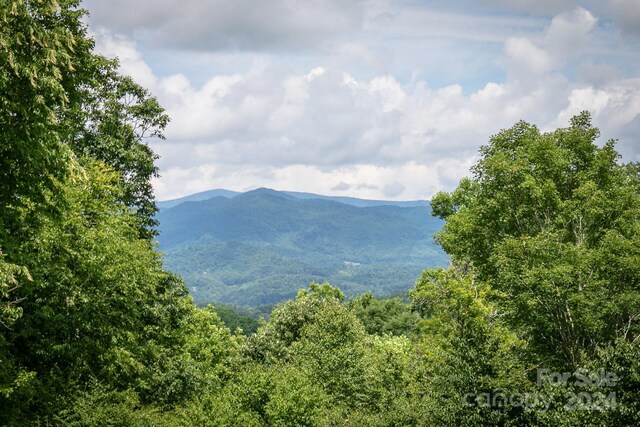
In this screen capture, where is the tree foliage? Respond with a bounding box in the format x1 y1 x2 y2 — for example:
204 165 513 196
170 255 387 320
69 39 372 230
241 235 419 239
69 70 169 239
432 112 640 370
429 113 640 424
0 0 211 423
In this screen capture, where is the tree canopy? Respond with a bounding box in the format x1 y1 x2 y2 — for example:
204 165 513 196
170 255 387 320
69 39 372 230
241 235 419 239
431 112 640 370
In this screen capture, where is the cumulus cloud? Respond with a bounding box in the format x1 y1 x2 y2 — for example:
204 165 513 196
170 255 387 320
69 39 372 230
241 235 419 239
84 0 364 52
503 7 597 82
557 78 640 149
156 69 504 169
505 37 554 78
543 7 597 58
91 5 640 201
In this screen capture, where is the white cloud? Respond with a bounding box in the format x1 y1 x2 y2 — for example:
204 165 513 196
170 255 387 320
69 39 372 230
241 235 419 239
505 37 555 78
91 6 640 201
556 77 640 162
502 7 597 83
557 78 640 127
543 7 597 58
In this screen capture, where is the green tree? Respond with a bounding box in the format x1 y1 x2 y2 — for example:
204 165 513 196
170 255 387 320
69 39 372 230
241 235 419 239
0 257 28 333
68 70 169 239
0 0 87 252
0 0 168 246
431 112 640 369
0 256 36 418
0 1 196 422
289 298 376 409
0 162 191 421
410 267 532 426
212 303 261 335
347 292 418 337
243 282 346 363
244 282 421 423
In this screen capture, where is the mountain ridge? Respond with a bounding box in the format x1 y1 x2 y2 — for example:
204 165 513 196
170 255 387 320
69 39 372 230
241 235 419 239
158 187 430 210
156 188 447 305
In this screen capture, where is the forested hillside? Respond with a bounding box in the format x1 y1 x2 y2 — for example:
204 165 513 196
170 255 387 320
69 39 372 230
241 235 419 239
156 188 447 305
1 1 639 425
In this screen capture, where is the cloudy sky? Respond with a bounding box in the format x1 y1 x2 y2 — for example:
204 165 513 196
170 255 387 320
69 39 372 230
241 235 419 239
83 0 640 201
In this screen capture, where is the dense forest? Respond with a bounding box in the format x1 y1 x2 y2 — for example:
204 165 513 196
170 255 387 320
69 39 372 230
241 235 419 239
156 188 447 305
1 1 639 425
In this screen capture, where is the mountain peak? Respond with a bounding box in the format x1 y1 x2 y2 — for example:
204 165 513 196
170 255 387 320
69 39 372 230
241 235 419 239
238 188 298 201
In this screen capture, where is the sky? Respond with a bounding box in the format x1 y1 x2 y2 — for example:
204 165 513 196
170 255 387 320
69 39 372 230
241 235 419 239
83 0 640 201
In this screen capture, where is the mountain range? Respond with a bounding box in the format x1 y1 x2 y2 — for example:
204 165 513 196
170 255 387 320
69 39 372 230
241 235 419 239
156 188 448 306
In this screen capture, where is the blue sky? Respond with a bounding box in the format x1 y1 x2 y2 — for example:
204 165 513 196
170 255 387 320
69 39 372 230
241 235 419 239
84 0 640 201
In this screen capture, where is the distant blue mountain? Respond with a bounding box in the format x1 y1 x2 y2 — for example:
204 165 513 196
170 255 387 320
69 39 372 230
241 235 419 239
158 187 429 209
156 188 448 306
157 189 239 209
